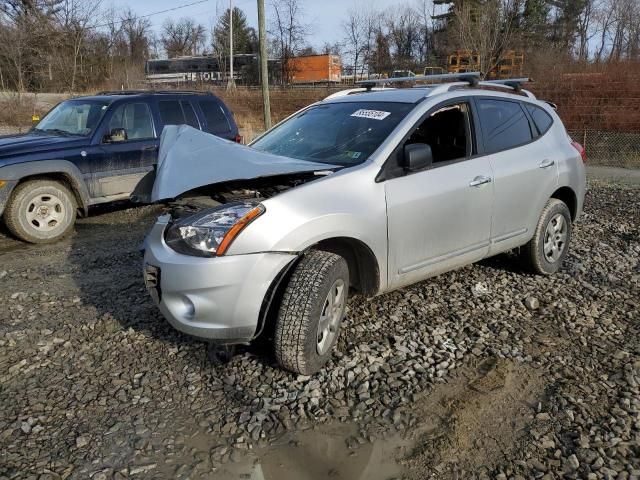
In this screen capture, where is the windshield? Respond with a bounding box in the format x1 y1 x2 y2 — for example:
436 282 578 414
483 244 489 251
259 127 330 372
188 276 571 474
251 101 414 165
35 100 110 136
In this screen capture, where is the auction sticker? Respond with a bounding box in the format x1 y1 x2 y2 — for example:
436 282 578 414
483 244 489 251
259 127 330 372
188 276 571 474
351 109 391 120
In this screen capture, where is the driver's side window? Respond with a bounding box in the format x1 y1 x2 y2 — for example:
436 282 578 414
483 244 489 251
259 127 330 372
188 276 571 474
106 103 154 142
406 102 473 164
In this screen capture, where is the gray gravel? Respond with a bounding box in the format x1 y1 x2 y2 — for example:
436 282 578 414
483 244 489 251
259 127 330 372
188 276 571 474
0 182 638 479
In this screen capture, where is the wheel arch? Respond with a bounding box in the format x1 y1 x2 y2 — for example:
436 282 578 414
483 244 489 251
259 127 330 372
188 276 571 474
550 186 577 221
312 236 380 297
253 236 381 343
1 161 90 216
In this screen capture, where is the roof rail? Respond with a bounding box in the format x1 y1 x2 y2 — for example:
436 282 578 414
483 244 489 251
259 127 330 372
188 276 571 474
96 90 213 96
481 78 532 91
356 72 482 91
476 78 535 99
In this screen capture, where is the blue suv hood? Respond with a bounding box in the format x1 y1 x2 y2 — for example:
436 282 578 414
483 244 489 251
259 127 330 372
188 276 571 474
0 132 88 160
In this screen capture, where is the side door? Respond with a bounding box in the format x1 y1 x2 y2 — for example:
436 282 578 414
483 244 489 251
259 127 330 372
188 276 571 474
474 98 559 254
385 99 494 290
87 101 158 201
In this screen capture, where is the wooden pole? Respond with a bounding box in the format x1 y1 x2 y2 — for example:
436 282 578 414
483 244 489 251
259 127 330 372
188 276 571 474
258 0 271 130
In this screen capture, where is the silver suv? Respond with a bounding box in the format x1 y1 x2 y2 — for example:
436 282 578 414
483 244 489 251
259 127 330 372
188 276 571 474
143 75 586 374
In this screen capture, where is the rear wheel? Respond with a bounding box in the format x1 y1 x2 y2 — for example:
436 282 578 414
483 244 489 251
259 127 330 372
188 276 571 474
520 198 572 275
4 179 76 243
274 250 349 375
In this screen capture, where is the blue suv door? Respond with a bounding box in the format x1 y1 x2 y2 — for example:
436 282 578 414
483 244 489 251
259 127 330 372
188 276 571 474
85 101 159 200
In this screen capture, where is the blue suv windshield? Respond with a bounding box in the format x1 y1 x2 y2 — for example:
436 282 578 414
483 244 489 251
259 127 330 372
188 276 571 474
251 101 414 165
35 99 111 136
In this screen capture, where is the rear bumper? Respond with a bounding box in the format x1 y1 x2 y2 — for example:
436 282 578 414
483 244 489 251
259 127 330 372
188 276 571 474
143 215 296 342
0 180 17 217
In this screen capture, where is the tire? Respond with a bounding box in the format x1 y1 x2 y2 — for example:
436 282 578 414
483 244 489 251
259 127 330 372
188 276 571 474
520 198 572 275
3 179 76 244
274 249 350 375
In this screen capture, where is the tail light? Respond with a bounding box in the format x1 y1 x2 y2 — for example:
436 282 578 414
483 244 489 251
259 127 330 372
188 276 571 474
234 134 243 144
571 140 587 163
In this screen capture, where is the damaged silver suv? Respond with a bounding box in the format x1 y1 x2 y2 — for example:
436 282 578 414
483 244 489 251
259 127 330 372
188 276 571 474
143 74 586 374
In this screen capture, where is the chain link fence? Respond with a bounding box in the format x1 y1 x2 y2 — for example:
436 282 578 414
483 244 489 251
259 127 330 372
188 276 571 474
568 129 640 169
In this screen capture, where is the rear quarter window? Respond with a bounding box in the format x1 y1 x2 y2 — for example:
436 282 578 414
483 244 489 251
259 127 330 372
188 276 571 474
525 104 554 135
158 100 185 125
199 100 231 135
477 98 533 153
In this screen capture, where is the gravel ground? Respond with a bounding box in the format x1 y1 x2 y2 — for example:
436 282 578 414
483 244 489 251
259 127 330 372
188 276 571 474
0 182 638 480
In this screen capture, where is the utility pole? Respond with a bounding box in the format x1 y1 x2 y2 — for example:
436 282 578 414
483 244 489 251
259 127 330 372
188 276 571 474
227 0 236 89
257 0 271 129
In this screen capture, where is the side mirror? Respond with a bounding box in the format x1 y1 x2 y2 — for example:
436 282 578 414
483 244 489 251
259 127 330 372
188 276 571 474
105 128 128 143
403 143 433 171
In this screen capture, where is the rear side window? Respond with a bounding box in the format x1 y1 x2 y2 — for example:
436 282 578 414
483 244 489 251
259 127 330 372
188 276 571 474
181 101 199 128
477 99 533 153
158 100 184 125
199 100 231 134
526 104 553 135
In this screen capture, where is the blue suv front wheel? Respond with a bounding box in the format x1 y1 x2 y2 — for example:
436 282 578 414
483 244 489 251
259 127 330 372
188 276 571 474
4 179 76 243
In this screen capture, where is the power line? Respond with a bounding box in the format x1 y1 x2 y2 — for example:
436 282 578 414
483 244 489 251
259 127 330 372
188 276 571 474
89 0 210 30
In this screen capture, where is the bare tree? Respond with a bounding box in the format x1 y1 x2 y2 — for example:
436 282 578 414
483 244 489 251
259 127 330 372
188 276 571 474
269 0 308 82
454 0 519 77
387 5 422 70
342 7 366 81
53 0 102 91
161 17 206 58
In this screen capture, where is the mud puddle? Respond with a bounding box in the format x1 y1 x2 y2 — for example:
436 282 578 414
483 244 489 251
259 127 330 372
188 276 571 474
185 422 407 480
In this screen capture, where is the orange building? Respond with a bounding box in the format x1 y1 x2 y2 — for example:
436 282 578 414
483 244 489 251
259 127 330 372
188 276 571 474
287 54 342 84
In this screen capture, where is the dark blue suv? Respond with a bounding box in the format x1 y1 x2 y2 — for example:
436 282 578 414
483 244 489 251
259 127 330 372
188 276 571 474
0 90 239 243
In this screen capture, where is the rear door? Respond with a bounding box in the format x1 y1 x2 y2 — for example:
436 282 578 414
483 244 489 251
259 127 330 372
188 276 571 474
385 99 494 290
474 97 559 253
86 101 158 200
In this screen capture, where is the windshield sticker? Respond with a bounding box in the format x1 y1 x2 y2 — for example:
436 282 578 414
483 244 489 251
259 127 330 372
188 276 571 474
346 151 362 159
351 109 391 121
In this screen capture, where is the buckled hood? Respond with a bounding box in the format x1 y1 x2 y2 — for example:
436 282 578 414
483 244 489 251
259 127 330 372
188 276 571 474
150 125 336 202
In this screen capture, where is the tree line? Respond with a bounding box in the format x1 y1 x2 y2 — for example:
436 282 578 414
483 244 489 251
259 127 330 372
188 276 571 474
0 0 638 92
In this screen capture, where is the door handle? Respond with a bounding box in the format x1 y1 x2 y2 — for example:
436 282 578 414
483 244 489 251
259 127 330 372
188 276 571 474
469 176 492 187
143 145 159 152
539 159 555 168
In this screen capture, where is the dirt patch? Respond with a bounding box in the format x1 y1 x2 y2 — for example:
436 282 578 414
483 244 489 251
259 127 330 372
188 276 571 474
401 359 545 478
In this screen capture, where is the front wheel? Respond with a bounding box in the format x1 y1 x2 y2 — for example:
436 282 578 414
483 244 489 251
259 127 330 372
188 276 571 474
520 198 572 275
274 250 349 375
3 179 76 243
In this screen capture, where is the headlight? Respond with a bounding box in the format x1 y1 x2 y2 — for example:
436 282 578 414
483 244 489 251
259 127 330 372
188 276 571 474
165 202 265 257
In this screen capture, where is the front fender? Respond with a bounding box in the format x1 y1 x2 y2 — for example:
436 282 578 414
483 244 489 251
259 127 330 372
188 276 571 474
0 160 91 214
226 165 389 291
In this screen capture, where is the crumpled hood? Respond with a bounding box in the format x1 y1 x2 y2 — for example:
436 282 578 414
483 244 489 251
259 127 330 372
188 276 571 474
151 125 336 202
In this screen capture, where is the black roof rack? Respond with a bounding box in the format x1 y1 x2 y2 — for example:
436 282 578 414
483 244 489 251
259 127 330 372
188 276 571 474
481 78 532 92
95 90 213 96
356 72 482 91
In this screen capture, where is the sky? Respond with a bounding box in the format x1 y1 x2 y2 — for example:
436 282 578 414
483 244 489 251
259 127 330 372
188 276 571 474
109 0 395 52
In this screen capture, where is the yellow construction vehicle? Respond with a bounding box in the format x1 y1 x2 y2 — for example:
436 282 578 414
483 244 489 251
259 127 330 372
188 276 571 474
447 50 524 79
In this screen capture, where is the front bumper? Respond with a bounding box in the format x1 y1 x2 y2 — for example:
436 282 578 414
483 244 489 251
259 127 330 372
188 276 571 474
143 215 296 342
